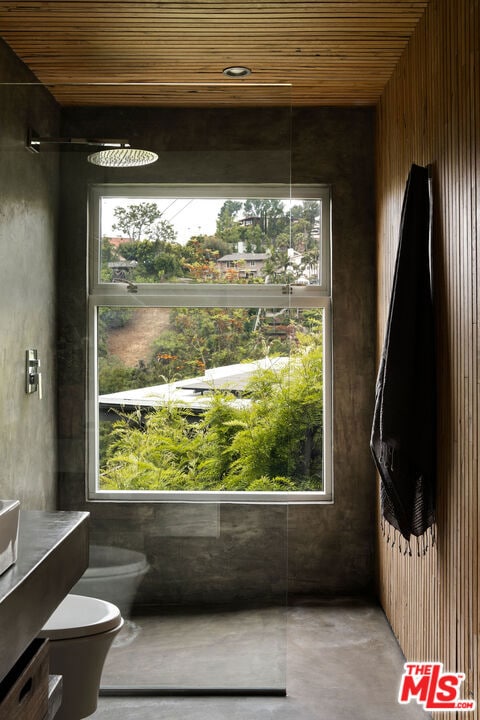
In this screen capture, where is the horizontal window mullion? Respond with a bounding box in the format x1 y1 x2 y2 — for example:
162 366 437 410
90 286 330 309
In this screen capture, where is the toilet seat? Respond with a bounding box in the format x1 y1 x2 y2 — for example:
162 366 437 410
39 593 123 640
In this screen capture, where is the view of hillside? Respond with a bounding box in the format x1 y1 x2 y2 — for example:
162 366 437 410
101 197 321 286
106 307 171 367
96 197 325 493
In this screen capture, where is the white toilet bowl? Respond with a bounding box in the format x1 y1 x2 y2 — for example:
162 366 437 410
39 593 124 720
72 544 149 617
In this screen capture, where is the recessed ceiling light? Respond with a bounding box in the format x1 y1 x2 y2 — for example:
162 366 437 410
223 66 252 78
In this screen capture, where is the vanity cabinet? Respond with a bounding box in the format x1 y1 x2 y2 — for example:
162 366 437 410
0 511 89 719
0 639 49 720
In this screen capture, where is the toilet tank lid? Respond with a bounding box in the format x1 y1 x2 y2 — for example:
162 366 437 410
38 593 123 639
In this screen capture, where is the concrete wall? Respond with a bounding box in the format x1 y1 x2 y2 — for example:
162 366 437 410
0 40 60 509
57 106 376 605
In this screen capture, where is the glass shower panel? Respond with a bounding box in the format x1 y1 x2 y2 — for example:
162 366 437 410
0 78 293 693
93 503 288 693
85 82 291 693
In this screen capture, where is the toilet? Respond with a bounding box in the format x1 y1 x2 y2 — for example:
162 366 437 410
72 544 149 617
39 593 124 720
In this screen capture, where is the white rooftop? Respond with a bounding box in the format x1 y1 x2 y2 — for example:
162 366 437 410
99 356 289 413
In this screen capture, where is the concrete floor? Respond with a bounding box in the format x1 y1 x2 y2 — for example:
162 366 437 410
92 598 431 720
102 604 286 689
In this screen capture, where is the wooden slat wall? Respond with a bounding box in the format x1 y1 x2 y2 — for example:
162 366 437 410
376 0 479 716
0 0 429 106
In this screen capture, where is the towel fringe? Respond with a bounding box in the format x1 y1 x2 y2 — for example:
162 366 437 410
382 518 435 557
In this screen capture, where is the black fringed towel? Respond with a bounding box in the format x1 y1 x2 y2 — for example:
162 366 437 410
370 163 436 549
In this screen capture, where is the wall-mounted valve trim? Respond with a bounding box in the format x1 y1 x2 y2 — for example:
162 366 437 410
26 349 42 398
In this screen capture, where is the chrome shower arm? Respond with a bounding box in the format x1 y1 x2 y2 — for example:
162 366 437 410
26 128 130 152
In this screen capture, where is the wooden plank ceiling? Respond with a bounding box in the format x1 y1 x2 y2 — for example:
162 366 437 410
0 1 430 107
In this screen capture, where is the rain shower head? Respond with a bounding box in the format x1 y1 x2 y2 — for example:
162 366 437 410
26 128 158 167
87 147 158 167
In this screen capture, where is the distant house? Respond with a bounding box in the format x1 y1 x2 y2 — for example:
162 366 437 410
216 252 269 279
236 215 262 228
107 260 138 282
106 236 132 250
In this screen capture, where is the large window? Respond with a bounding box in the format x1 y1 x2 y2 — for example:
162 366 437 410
88 185 332 501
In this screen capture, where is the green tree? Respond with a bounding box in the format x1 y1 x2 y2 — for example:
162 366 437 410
188 234 231 260
97 307 133 359
152 307 261 377
148 220 178 245
216 200 242 245
98 356 137 394
224 341 323 489
242 199 287 240
240 223 264 252
120 239 183 281
101 236 120 264
112 202 164 241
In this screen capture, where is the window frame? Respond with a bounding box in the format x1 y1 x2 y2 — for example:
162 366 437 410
87 183 333 503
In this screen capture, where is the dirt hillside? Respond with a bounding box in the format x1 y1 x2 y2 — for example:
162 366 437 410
107 307 171 367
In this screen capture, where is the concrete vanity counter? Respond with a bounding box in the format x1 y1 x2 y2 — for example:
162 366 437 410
0 510 89 684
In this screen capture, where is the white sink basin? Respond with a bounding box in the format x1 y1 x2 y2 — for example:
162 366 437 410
0 500 20 575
